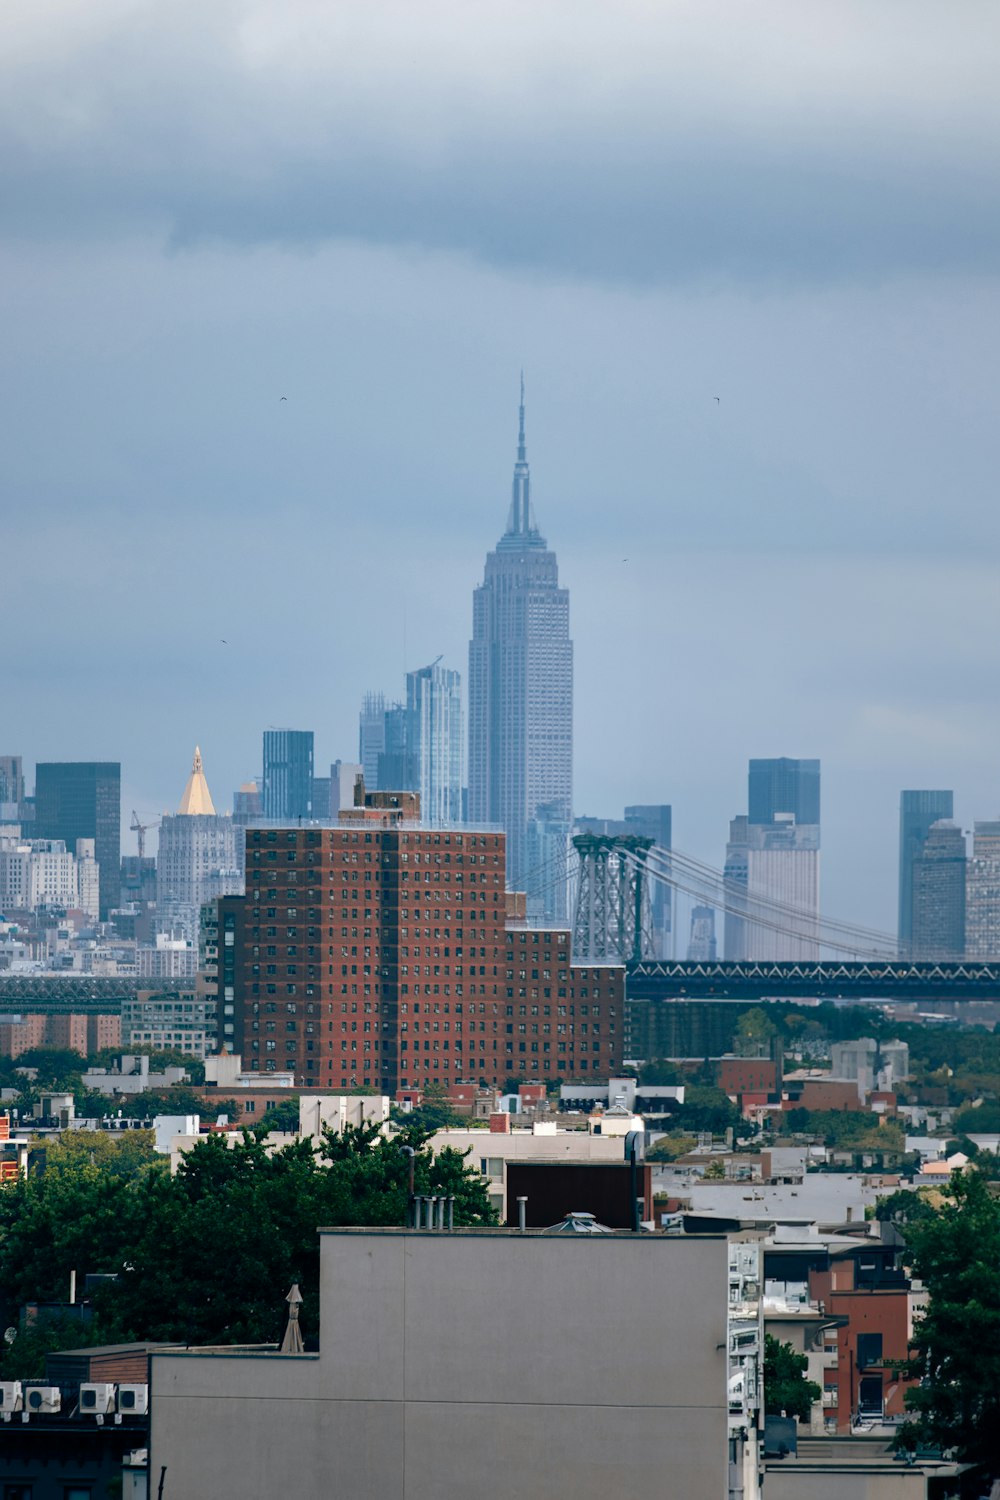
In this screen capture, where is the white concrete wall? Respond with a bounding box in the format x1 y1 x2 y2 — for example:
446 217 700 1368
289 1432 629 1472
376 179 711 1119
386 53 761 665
150 1229 731 1500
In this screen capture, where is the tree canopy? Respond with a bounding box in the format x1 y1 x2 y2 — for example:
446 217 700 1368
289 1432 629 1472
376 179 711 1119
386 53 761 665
666 1085 753 1140
0 1120 497 1369
257 1096 301 1133
391 1081 465 1133
897 1171 1000 1467
763 1334 821 1422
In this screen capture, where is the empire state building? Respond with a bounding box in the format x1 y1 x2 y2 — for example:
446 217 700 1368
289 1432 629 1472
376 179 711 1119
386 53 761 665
468 382 573 921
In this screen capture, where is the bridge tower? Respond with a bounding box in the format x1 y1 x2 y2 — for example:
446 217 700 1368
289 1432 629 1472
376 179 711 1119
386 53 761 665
572 834 655 963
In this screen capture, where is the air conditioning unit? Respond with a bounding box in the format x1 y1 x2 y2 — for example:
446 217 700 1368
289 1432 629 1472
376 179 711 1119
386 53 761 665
0 1382 22 1413
24 1386 61 1413
80 1383 116 1414
117 1384 149 1415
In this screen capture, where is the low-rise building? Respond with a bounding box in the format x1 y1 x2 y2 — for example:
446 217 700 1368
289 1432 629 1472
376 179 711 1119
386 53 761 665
429 1121 637 1216
121 988 216 1057
149 1226 761 1500
0 1342 162 1500
82 1054 189 1097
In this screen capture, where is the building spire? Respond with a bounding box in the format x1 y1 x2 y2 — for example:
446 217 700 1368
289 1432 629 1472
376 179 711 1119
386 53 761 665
505 371 540 541
177 744 217 816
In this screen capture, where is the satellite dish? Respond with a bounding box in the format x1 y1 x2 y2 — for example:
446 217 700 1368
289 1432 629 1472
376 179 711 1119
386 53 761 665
4 1327 17 1345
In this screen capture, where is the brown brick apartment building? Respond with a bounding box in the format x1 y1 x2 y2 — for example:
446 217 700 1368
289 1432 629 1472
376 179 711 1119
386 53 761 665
225 790 622 1092
0 1008 120 1059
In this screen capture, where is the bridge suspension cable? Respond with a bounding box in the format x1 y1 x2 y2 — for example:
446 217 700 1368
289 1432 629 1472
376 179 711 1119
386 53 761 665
633 843 898 959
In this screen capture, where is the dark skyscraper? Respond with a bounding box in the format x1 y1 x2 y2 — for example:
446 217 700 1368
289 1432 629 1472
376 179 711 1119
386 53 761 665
898 790 954 955
911 820 966 959
262 730 314 821
468 380 573 919
748 758 821 827
34 762 121 918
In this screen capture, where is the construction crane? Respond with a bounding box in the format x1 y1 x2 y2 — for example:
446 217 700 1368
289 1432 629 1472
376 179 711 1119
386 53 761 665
129 810 160 860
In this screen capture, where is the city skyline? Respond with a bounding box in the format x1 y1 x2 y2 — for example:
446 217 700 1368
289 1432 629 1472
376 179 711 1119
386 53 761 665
4 5 1000 938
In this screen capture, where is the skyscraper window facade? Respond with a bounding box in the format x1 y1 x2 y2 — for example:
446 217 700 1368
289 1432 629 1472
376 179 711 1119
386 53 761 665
157 748 242 941
358 693 387 791
725 759 821 961
966 821 1000 959
262 730 314 822
911 820 966 960
468 382 573 922
377 704 415 794
407 660 463 826
898 790 954 956
748 758 821 827
33 761 121 919
0 756 24 814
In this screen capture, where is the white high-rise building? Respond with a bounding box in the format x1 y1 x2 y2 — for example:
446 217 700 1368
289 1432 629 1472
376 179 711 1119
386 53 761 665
407 660 463 826
468 380 573 919
724 760 821 961
966 821 1000 958
156 748 243 941
724 816 820 961
330 761 363 815
0 838 87 914
137 932 199 979
75 838 100 922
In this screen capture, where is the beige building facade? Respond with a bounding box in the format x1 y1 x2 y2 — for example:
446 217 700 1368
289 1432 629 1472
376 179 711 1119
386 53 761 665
151 1227 750 1500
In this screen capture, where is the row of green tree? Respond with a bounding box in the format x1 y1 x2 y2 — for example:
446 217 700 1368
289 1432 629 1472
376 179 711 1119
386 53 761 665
0 1120 496 1377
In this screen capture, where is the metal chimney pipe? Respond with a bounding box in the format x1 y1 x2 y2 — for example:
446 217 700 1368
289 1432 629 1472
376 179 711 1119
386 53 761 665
411 1195 423 1228
399 1144 416 1225
426 1196 437 1230
625 1131 641 1232
436 1196 446 1231
517 1196 528 1232
447 1196 455 1231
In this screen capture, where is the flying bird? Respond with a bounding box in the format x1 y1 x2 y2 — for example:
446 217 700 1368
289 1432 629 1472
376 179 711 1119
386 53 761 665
220 639 228 645
280 396 287 401
713 396 720 403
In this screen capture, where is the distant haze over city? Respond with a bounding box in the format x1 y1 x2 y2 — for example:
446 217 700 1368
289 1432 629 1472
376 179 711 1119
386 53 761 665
4 1 999 936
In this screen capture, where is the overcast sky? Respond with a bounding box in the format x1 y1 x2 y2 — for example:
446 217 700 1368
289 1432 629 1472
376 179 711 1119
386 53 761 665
3 1 999 938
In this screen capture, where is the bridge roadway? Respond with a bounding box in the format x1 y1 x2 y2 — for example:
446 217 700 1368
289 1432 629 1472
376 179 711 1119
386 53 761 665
0 975 142 1011
626 959 1000 1003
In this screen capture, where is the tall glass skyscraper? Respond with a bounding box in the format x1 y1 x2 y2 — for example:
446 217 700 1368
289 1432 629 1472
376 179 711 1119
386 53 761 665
262 730 314 821
359 692 387 790
911 820 966 959
34 761 121 919
468 381 573 919
898 790 954 955
407 660 463 826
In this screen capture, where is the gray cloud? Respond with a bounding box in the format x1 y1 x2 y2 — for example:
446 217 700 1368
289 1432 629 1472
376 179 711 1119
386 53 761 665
2 1 1000 283
3 4 999 937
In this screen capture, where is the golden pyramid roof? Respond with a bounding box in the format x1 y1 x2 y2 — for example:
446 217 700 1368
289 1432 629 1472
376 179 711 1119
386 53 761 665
177 745 217 816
